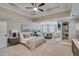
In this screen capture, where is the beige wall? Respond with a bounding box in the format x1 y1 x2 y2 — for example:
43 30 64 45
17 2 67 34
0 7 32 36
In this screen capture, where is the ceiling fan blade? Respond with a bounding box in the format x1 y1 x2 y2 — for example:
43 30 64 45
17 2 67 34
38 9 44 11
39 3 45 7
25 7 32 9
31 3 34 6
31 3 37 7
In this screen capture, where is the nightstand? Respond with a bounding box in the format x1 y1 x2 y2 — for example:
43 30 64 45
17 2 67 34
8 37 20 45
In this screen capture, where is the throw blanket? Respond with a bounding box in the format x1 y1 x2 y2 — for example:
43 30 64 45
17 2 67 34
26 37 46 50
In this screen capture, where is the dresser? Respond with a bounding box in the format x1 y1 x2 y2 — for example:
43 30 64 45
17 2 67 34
8 37 20 45
72 39 79 56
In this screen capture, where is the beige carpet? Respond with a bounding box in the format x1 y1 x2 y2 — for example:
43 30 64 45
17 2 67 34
0 39 73 56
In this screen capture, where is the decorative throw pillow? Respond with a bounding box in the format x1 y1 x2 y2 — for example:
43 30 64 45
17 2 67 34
26 35 29 38
23 34 29 39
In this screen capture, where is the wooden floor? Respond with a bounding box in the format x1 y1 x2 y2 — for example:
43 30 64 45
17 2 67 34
0 38 73 56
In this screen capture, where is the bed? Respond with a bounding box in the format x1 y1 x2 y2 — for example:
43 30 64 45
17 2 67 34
20 32 46 49
26 37 46 49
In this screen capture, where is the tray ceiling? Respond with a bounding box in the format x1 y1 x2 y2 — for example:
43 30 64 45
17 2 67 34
0 3 72 18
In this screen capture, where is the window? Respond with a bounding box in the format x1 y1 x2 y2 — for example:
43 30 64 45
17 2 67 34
50 25 54 33
42 25 48 33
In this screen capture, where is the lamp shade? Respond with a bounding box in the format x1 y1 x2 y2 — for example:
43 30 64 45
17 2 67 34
11 29 18 33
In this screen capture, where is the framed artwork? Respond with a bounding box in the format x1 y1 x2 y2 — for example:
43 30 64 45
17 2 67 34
21 24 32 32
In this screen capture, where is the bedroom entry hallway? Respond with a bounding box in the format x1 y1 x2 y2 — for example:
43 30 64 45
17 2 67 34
0 38 73 56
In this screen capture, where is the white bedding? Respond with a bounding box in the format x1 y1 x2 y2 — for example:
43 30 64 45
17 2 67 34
20 32 46 50
26 37 46 49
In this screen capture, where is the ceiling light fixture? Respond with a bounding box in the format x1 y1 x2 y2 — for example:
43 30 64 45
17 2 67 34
33 7 38 11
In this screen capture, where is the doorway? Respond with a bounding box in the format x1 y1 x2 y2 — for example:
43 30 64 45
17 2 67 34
0 21 7 48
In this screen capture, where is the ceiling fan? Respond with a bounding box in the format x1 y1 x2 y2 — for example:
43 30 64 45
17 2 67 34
25 3 45 13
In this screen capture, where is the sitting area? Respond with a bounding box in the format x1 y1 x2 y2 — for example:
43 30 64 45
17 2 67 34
45 34 52 39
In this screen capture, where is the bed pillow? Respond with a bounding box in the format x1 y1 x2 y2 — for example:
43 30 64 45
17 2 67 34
23 34 29 39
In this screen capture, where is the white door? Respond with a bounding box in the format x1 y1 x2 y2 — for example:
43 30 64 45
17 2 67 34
0 21 7 48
